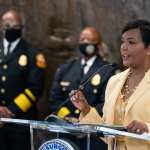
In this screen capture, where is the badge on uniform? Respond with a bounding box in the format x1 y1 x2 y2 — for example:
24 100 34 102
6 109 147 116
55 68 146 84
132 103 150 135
91 74 101 86
18 55 28 66
36 53 46 68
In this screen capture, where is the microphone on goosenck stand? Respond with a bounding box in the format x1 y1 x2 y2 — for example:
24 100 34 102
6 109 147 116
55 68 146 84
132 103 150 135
46 64 114 124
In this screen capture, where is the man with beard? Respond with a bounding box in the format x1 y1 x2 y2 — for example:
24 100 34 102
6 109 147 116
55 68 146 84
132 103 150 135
0 10 46 150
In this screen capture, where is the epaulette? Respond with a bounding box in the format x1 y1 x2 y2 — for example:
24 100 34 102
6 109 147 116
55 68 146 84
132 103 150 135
36 52 47 68
66 56 79 63
57 58 78 77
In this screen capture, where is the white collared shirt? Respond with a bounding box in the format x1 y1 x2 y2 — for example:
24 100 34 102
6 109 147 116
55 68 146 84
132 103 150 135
3 38 21 55
81 56 96 75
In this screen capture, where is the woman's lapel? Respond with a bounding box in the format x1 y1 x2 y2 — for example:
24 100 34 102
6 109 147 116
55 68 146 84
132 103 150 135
107 69 130 123
125 69 150 116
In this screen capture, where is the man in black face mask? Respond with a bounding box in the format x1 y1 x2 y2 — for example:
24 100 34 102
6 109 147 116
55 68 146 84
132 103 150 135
0 10 46 150
1 10 23 47
49 27 119 150
78 27 100 58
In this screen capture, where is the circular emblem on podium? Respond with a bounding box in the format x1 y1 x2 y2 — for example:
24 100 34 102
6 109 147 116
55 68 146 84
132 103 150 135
38 139 75 150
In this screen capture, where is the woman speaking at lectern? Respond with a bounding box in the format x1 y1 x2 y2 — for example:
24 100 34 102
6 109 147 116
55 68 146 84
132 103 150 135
70 19 150 150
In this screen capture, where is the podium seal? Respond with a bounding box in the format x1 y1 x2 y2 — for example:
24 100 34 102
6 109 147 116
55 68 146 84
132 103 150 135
38 139 75 150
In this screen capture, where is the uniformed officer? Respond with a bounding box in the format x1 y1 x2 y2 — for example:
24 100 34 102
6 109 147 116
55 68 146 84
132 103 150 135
0 10 46 150
49 27 119 150
49 27 119 118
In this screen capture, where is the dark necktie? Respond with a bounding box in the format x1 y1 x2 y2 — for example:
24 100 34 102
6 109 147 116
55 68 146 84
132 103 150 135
6 43 11 55
81 63 86 77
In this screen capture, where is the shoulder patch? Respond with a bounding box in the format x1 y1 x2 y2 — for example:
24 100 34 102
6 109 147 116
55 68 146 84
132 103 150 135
36 53 46 68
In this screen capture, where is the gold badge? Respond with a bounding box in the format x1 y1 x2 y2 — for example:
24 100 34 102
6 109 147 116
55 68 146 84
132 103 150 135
75 109 80 114
36 53 46 68
91 74 101 86
18 55 28 66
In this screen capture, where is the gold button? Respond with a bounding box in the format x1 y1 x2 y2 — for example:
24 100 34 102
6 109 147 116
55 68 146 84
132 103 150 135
0 88 5 94
75 109 80 114
1 100 5 105
3 64 8 69
62 87 66 91
93 89 98 94
1 76 6 82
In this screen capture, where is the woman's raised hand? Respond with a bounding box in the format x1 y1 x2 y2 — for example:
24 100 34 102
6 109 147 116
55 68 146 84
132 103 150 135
69 90 90 115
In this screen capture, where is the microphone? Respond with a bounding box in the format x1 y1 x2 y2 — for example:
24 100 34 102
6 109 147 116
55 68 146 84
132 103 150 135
51 64 113 117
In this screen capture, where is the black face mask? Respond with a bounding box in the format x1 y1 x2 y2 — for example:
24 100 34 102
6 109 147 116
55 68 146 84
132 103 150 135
4 28 22 42
79 43 97 56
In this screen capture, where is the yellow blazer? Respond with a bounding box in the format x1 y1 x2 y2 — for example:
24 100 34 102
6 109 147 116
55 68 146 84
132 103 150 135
79 68 150 150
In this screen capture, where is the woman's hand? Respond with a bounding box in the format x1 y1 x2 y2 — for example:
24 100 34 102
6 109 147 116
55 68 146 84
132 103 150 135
126 120 148 134
69 90 90 116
